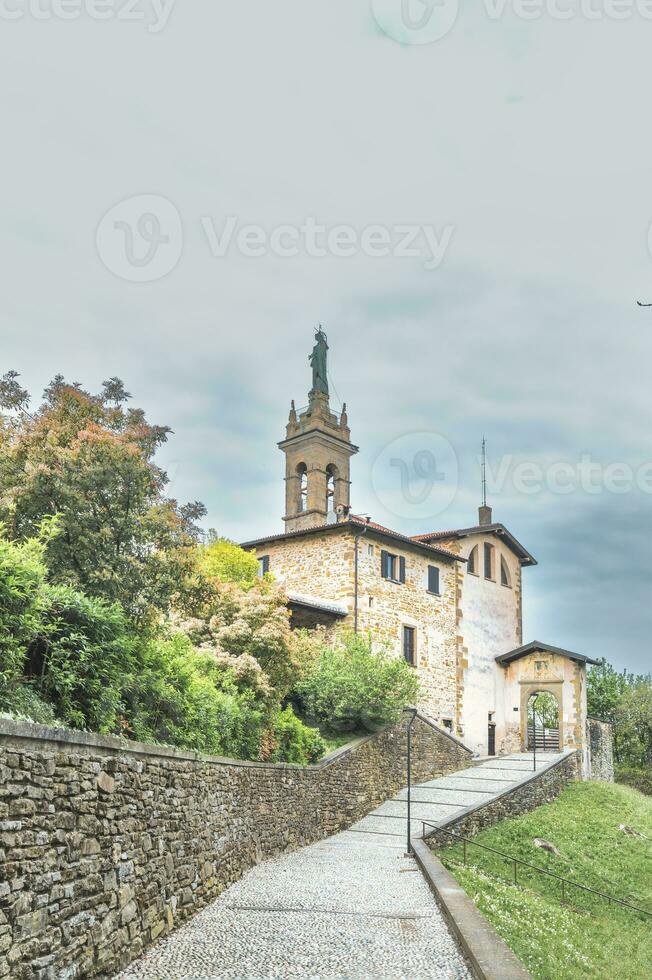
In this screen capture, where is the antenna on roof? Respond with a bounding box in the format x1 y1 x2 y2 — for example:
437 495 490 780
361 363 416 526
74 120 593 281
479 436 492 525
481 435 487 508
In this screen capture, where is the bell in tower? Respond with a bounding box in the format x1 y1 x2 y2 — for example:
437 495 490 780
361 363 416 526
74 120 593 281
278 328 358 532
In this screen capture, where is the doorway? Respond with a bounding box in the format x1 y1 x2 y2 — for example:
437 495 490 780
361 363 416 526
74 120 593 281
527 691 560 752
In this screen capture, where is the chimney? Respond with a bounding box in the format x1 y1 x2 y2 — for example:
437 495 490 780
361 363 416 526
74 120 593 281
479 505 493 526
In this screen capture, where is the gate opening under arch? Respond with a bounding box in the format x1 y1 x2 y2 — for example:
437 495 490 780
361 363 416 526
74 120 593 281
527 691 560 752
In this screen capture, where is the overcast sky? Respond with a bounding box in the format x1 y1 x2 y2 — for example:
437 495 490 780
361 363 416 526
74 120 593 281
1 3 651 672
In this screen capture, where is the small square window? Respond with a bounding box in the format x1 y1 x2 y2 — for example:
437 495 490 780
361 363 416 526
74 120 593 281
442 718 453 731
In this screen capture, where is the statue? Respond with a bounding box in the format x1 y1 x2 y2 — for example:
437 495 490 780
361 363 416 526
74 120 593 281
309 326 329 396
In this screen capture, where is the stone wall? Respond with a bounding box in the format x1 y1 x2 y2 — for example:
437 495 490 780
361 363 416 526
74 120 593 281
0 713 471 979
426 751 580 845
253 527 461 727
586 718 614 782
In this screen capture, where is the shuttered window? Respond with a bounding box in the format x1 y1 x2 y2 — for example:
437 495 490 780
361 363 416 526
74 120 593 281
402 626 416 665
427 565 440 595
380 550 405 583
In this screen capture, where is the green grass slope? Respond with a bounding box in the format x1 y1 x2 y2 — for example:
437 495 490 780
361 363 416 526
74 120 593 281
440 781 651 980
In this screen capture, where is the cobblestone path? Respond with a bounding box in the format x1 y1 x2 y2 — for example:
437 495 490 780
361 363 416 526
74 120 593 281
118 831 471 979
118 752 564 978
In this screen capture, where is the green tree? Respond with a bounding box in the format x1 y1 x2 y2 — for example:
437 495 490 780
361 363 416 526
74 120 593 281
196 534 260 588
294 631 420 733
0 372 206 620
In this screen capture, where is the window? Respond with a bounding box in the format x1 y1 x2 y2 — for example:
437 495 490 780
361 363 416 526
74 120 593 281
427 565 440 595
468 545 478 575
442 718 453 731
258 555 270 578
381 550 406 584
500 555 511 588
297 463 308 512
484 542 494 580
368 596 374 608
366 543 375 558
402 626 416 665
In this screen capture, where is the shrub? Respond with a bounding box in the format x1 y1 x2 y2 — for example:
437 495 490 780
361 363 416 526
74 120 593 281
31 585 140 733
126 633 265 760
269 706 326 765
294 631 420 733
615 765 652 796
0 530 49 703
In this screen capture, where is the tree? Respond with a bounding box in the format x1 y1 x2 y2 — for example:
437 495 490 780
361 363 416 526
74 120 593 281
196 534 260 588
0 373 206 621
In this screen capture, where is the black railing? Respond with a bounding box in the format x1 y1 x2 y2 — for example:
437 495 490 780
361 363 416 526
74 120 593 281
422 822 651 919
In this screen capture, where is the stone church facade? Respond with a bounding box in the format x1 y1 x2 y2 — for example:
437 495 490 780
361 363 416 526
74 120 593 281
242 332 598 761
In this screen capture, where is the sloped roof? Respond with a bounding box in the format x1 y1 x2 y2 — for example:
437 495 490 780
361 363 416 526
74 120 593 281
413 523 537 567
495 641 599 667
286 591 348 618
241 515 464 563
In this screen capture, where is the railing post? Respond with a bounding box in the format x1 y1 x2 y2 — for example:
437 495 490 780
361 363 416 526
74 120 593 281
406 707 417 855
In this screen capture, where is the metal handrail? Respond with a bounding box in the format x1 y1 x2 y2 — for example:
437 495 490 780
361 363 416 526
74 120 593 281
422 821 651 918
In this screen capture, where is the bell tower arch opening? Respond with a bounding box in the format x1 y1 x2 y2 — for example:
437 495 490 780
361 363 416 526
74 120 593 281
279 330 358 532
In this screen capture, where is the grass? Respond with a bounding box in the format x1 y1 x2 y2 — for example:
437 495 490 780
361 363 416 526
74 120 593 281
439 781 652 980
320 730 364 754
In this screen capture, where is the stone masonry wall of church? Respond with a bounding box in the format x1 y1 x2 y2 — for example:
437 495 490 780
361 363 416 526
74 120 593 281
253 531 460 726
0 714 471 978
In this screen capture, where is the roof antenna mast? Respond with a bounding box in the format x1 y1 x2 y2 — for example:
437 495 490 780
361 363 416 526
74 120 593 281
479 436 492 525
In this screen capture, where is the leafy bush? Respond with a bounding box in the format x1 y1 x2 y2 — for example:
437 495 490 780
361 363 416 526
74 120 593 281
33 585 140 733
269 706 326 765
294 631 420 733
615 765 652 796
0 528 50 702
0 683 60 726
125 633 265 760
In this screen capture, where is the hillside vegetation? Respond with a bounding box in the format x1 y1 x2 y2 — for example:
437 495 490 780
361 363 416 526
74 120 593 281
441 781 651 980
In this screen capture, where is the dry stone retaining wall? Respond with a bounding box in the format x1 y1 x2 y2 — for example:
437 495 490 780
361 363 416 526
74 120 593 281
0 713 471 979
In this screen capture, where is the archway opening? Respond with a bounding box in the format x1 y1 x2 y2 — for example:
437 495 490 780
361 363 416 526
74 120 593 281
297 463 308 512
326 464 337 513
527 691 560 752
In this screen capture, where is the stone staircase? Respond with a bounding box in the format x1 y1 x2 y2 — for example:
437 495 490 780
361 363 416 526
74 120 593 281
347 751 569 844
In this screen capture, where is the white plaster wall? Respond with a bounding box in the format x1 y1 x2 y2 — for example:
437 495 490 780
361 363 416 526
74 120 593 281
454 535 523 756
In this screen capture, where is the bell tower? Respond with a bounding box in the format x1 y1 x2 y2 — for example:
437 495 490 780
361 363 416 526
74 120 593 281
278 329 358 532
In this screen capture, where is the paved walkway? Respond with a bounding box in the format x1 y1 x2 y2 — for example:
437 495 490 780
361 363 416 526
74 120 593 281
118 752 565 979
348 751 567 843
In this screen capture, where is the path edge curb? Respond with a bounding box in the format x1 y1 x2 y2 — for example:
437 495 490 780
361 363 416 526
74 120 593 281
411 839 532 980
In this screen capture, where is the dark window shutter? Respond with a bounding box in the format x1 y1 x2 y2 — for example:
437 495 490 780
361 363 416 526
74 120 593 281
262 555 270 574
428 565 440 594
380 550 390 579
399 556 406 583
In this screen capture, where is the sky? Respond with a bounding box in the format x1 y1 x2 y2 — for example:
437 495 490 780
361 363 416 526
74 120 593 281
1 2 651 672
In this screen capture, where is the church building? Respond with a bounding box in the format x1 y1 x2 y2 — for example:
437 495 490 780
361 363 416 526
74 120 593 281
242 330 598 761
